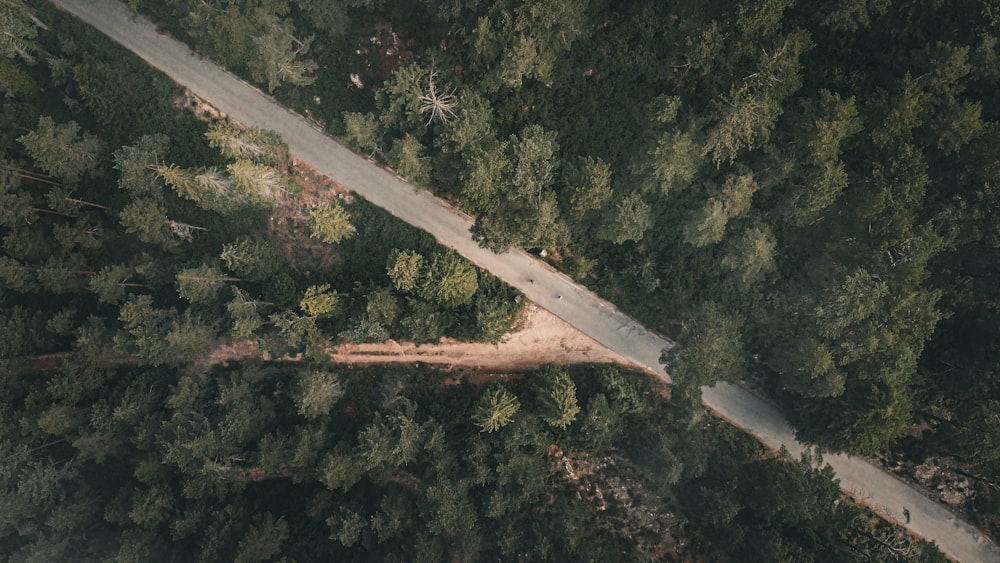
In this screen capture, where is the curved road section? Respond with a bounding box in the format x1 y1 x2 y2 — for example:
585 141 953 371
48 1 998 560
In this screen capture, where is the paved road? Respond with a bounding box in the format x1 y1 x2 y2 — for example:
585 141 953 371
48 1 999 560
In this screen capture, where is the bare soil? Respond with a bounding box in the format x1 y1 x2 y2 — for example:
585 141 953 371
331 305 637 371
196 306 637 378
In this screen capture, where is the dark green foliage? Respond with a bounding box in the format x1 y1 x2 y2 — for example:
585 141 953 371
680 432 852 562
661 302 745 390
599 366 645 415
418 250 479 308
0 0 978 558
18 116 101 184
192 0 1000 465
531 363 580 429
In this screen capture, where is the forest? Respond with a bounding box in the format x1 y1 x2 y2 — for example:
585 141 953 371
125 0 1000 529
0 0 995 560
127 0 1000 539
129 0 1000 455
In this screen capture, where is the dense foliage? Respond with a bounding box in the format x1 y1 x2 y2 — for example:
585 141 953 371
127 0 999 472
0 0 985 558
2 345 948 561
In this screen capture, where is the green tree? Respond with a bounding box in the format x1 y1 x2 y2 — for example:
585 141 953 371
375 61 426 132
227 159 285 204
226 287 266 338
456 143 508 212
165 312 218 365
220 237 281 280
206 121 288 166
400 300 442 344
177 264 237 304
792 379 915 455
721 225 777 284
0 0 42 63
307 201 354 243
387 249 424 292
579 393 621 450
771 336 845 398
0 256 34 292
599 367 645 415
814 269 888 339
0 175 36 229
808 90 863 164
474 291 518 344
957 400 1000 472
600 192 651 245
511 124 559 202
702 31 811 165
268 310 327 359
115 294 175 365
820 0 892 31
299 284 339 318
419 251 478 308
720 172 758 218
233 513 288 563
365 287 400 326
114 134 170 198
661 302 745 389
251 16 317 93
294 369 343 419
650 130 702 194
294 0 350 35
157 165 248 214
532 364 580 429
120 198 205 247
683 199 728 247
89 264 142 305
567 156 613 221
36 254 88 294
0 57 36 97
387 134 431 187
472 385 521 432
18 116 101 183
342 111 381 155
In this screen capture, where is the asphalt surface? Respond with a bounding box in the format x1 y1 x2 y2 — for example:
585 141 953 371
47 1 1000 560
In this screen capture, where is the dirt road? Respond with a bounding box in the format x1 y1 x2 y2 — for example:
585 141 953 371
47 1 999 560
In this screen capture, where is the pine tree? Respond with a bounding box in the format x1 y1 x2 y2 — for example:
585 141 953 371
661 302 746 390
18 117 102 183
299 284 339 318
206 121 287 166
226 287 265 339
220 237 280 280
294 369 343 419
419 251 478 308
386 249 424 292
177 264 237 304
114 134 170 198
89 264 143 305
472 385 521 432
532 364 580 429
307 201 354 244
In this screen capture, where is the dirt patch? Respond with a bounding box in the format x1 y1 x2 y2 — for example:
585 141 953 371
185 338 260 376
196 305 639 377
265 158 354 275
330 305 639 372
174 90 226 122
